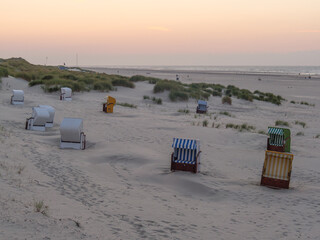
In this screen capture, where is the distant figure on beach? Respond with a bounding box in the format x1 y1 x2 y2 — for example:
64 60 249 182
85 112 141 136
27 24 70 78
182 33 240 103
176 74 179 81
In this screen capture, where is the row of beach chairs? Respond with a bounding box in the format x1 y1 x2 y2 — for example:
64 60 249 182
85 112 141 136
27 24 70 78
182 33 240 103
11 88 294 189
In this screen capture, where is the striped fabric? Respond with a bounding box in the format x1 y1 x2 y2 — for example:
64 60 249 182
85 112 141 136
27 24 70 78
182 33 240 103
268 127 284 146
172 138 197 150
172 138 198 164
263 150 294 181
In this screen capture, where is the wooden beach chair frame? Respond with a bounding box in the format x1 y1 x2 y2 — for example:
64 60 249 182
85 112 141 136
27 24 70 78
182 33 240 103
260 150 294 189
170 138 201 173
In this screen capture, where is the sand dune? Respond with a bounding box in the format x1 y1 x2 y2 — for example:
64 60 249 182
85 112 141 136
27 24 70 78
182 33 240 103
1 72 320 239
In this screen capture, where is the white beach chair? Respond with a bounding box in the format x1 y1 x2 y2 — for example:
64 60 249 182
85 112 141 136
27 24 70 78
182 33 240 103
11 90 24 105
60 87 72 101
25 107 50 131
60 118 86 150
38 105 55 127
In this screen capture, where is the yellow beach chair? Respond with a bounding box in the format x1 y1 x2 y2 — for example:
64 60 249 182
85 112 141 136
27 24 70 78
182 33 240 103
261 150 294 189
103 96 116 113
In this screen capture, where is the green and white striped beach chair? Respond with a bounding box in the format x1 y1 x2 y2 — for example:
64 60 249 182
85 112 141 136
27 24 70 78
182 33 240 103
267 127 291 152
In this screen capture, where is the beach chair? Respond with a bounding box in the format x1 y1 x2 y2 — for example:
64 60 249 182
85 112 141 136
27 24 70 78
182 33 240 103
196 100 208 114
38 105 55 127
60 87 72 101
171 138 201 173
261 150 294 189
267 127 291 152
11 90 24 105
25 107 50 131
103 96 116 113
60 118 86 150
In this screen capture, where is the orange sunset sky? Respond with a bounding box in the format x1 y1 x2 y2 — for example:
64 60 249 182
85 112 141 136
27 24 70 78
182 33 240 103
1 0 320 66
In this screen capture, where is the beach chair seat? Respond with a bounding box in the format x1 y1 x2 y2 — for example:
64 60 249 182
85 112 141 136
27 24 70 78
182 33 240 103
60 87 72 101
261 150 294 189
11 90 24 105
103 96 116 113
25 107 50 131
171 138 201 173
267 127 291 152
196 100 208 114
38 105 55 127
60 118 86 150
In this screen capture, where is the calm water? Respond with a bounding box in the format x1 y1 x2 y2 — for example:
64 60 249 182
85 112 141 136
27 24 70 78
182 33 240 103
103 65 320 75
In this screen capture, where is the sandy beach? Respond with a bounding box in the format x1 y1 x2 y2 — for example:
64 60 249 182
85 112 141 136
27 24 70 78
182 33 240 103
1 69 320 239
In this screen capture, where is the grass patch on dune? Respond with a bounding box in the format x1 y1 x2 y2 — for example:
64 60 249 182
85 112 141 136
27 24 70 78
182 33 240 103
0 58 134 93
294 121 306 128
178 109 190 114
275 120 290 127
226 123 256 132
117 102 137 108
34 200 49 216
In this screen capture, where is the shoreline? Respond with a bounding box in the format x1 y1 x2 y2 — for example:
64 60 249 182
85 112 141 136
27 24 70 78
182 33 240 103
84 66 320 80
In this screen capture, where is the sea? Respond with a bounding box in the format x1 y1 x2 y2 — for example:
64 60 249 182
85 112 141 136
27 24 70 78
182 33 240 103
103 65 320 76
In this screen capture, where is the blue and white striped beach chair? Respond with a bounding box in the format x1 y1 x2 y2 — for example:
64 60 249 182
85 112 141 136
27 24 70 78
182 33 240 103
171 138 201 173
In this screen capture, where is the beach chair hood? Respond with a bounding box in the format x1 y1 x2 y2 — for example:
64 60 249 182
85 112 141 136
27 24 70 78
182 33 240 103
32 107 50 126
12 90 24 101
60 118 83 143
39 105 55 123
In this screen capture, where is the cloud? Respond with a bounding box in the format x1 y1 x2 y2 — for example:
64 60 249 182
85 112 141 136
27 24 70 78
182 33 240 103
147 26 170 32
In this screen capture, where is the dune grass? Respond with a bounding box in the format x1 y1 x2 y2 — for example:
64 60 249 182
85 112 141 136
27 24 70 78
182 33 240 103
178 109 190 114
295 121 306 128
0 58 286 105
275 120 290 127
117 102 137 108
226 123 256 132
34 200 49 216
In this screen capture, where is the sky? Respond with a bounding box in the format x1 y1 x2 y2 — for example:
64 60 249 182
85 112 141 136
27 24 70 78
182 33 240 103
1 0 320 66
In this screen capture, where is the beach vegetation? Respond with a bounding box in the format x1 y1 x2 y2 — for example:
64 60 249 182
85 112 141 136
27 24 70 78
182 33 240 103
117 102 137 108
130 75 159 84
143 95 150 100
0 58 286 105
152 97 162 104
0 66 9 78
275 120 290 127
202 120 208 127
219 111 232 117
315 134 320 138
93 80 113 91
226 123 256 132
222 96 232 105
178 109 190 114
295 121 306 128
290 100 296 104
296 132 304 136
34 200 49 216
300 101 315 107
258 130 267 135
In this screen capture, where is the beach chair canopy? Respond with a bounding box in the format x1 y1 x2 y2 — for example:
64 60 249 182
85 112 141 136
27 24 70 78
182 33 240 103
39 105 55 123
106 96 116 104
172 138 199 164
60 118 83 143
12 90 24 101
32 107 50 126
268 127 284 135
61 87 72 98
197 100 207 106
